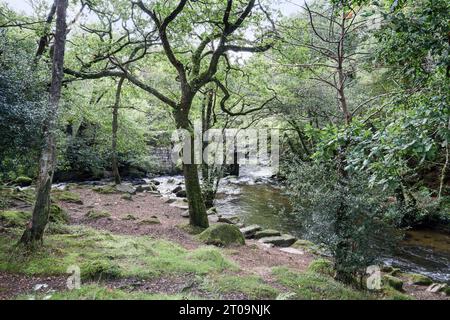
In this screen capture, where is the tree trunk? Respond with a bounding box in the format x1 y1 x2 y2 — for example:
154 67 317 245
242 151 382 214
112 77 125 185
175 106 209 228
20 0 68 246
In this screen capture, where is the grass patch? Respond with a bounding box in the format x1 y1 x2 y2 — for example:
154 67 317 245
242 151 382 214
307 259 334 277
18 284 201 300
0 225 236 279
272 267 373 300
203 275 279 299
0 210 30 228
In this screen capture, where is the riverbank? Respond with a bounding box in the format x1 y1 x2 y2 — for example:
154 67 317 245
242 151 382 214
0 183 448 300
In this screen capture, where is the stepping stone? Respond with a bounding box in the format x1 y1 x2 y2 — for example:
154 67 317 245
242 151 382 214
258 234 297 247
115 183 137 195
239 225 262 238
172 186 182 194
279 247 304 255
426 283 447 293
218 216 240 224
254 229 281 239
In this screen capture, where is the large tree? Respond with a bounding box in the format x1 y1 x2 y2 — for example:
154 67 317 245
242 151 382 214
20 0 69 245
66 0 275 228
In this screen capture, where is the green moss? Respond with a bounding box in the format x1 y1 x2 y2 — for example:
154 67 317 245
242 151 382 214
272 267 372 300
406 273 433 286
52 191 83 204
0 226 236 278
177 223 205 235
14 176 33 186
139 217 160 225
81 259 121 280
204 275 279 299
307 259 334 277
45 223 73 235
121 194 133 201
121 214 137 221
50 204 69 224
0 210 30 227
18 284 200 300
85 210 111 220
93 185 117 194
382 275 404 291
198 223 245 247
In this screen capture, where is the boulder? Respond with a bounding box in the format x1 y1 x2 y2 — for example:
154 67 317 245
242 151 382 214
172 186 182 194
207 207 218 215
258 234 296 247
383 275 404 291
198 223 245 247
136 184 156 193
254 229 281 239
279 247 304 255
115 184 137 195
150 180 160 186
175 190 187 198
218 216 240 225
239 225 262 238
14 176 33 187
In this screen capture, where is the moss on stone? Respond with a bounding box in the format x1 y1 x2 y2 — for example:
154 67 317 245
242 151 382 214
382 274 404 291
14 176 33 187
307 259 334 277
81 259 122 280
198 223 245 247
139 217 160 225
92 185 117 194
49 204 69 224
85 210 111 220
121 214 137 221
52 191 83 204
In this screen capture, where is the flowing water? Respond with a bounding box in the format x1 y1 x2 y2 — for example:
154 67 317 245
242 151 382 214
153 166 450 283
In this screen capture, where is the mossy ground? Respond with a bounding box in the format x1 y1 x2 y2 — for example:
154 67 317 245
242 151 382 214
18 284 202 300
0 226 237 278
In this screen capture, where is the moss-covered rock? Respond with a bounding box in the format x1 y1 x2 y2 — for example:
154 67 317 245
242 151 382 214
49 204 69 224
407 273 433 286
121 194 133 201
52 191 83 204
92 185 117 194
307 259 334 277
85 210 111 220
14 176 33 187
383 274 404 291
81 259 121 280
0 210 30 227
139 217 160 225
198 223 245 247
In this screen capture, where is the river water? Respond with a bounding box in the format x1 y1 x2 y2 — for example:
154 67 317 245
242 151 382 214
153 166 450 283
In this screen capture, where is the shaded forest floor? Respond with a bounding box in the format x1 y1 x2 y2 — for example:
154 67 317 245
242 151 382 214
0 185 448 300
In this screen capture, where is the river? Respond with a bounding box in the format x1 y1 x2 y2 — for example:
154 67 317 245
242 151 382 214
153 166 450 284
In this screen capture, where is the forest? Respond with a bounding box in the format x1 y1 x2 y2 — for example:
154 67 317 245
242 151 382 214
0 0 449 302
